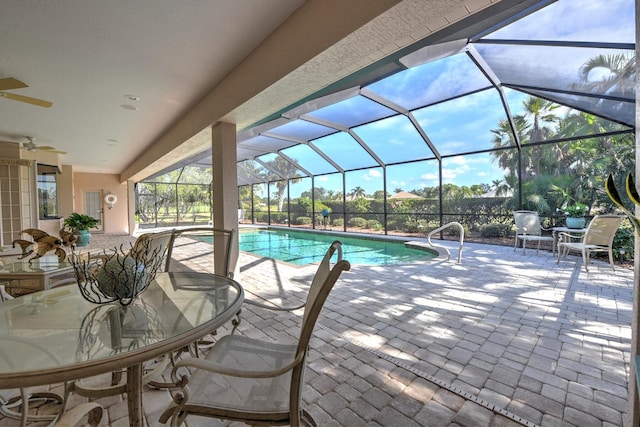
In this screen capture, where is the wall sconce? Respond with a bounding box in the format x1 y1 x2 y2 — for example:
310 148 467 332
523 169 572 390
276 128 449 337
104 193 118 210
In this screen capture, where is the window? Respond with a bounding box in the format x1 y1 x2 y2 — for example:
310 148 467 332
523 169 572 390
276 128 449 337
37 164 59 219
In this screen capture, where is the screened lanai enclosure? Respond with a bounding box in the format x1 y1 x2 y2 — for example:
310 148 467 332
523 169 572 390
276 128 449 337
137 0 635 253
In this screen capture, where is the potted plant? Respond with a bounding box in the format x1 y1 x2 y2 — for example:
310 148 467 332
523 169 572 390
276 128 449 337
64 212 99 246
561 203 587 229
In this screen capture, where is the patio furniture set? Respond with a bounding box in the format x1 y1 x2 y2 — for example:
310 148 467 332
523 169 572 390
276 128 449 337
0 227 351 426
513 210 626 271
0 210 625 425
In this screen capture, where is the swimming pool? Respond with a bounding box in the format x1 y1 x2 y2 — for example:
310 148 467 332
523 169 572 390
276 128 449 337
238 228 437 266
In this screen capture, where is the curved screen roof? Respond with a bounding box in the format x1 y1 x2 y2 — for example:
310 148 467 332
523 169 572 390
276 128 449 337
146 0 635 185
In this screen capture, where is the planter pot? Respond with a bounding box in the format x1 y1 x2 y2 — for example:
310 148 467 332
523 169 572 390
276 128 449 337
565 217 586 229
75 229 92 247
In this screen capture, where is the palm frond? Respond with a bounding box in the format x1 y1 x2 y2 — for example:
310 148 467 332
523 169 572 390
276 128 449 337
606 173 640 235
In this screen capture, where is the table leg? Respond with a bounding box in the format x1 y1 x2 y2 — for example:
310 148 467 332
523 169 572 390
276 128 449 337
126 363 143 426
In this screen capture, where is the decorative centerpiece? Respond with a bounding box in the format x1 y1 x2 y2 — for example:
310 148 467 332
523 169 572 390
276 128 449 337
70 240 165 305
561 203 587 229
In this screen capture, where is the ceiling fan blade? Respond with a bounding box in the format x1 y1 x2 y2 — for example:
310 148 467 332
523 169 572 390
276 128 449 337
36 146 67 154
0 77 28 91
0 92 53 108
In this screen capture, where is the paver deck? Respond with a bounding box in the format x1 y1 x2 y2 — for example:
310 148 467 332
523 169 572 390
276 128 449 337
0 230 633 426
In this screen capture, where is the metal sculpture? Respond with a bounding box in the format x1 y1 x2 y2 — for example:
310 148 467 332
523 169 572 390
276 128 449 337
11 228 77 262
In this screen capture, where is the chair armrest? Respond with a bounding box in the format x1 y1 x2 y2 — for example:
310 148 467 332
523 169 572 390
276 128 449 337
244 298 305 312
557 231 584 243
172 353 305 379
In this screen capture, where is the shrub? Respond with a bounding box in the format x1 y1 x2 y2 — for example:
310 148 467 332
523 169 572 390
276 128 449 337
406 221 426 233
348 217 367 228
270 213 288 224
366 219 382 230
295 216 312 225
480 223 510 238
253 212 269 223
446 224 469 237
332 218 344 227
613 222 634 260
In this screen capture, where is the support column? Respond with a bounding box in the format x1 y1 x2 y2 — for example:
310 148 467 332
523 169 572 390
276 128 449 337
212 121 239 276
631 1 640 423
127 180 136 235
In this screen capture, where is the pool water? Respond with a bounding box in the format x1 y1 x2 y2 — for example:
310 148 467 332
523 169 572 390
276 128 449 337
238 229 436 266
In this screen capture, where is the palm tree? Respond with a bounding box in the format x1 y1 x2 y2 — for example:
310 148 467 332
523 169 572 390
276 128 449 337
265 156 303 212
491 179 511 197
578 53 636 97
349 186 366 199
490 115 528 174
523 97 559 143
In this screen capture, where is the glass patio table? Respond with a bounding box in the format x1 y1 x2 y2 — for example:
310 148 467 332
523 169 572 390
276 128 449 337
0 256 75 291
0 271 244 425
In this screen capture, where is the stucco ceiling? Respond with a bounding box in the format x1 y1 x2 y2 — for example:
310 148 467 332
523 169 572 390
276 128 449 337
0 0 305 173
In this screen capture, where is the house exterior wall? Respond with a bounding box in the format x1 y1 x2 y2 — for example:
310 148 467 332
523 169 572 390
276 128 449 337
72 172 128 234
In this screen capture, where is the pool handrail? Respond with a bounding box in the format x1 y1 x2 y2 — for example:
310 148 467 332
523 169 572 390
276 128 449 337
427 222 464 264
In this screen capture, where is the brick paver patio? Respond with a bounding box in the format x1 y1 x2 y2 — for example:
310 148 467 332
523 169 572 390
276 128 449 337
0 229 633 426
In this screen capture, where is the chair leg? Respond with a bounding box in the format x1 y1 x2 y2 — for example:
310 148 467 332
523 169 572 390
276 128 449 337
608 249 616 270
231 308 242 334
582 250 590 272
301 408 318 427
557 245 566 264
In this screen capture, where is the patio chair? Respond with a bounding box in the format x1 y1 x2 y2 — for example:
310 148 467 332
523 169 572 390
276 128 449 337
55 402 104 427
240 238 343 315
154 226 237 365
557 214 625 271
513 210 554 255
164 227 236 277
130 229 175 272
159 241 350 427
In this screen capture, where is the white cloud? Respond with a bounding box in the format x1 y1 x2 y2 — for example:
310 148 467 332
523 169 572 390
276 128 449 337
420 172 438 180
363 169 382 181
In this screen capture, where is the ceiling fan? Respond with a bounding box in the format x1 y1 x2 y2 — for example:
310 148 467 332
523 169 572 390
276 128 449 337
0 77 53 108
22 137 67 154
